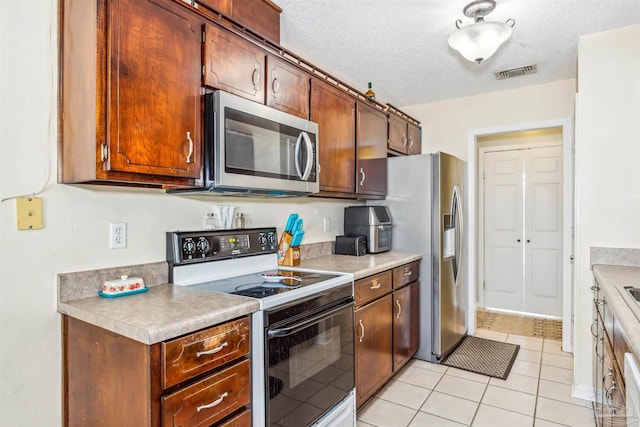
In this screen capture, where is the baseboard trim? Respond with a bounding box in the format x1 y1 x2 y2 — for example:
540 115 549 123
572 384 595 402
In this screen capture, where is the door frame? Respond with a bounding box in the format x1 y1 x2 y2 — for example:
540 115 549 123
467 118 573 352
478 141 563 312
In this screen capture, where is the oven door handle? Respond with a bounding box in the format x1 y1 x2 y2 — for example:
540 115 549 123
267 302 353 338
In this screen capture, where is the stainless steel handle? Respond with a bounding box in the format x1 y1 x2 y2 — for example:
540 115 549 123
590 319 598 339
403 269 412 277
370 281 381 290
603 368 613 384
358 319 365 343
402 134 407 147
196 392 228 412
294 131 313 181
272 75 280 96
359 168 365 186
396 300 402 319
186 131 194 164
252 65 260 90
196 341 228 357
408 135 414 149
268 303 353 338
595 338 604 358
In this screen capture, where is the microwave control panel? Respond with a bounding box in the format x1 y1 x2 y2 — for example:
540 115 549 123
167 227 278 265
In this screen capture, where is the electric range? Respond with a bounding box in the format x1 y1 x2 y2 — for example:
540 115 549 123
167 227 356 427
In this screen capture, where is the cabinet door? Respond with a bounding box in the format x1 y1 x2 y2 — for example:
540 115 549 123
310 79 355 194
387 114 407 154
393 281 420 371
108 0 202 178
203 23 265 103
266 55 310 119
407 123 422 155
355 295 392 408
356 102 388 196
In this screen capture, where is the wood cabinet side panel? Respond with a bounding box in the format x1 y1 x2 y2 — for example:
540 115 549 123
63 316 152 427
59 0 100 183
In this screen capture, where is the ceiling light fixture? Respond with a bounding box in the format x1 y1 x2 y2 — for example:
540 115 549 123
448 0 515 64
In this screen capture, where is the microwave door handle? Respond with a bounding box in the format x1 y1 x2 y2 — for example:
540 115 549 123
300 131 313 181
294 132 303 179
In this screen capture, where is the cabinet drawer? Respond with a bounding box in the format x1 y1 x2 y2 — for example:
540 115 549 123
162 317 250 388
162 358 250 427
392 261 420 289
355 271 392 306
218 408 251 427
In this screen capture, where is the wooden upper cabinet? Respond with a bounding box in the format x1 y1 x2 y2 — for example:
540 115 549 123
107 0 202 179
388 114 421 155
388 114 407 153
266 55 310 119
310 79 355 194
203 23 265 103
198 0 281 44
60 0 203 186
356 102 387 196
407 122 422 155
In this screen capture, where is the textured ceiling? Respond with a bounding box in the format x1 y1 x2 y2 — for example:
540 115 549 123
274 0 640 107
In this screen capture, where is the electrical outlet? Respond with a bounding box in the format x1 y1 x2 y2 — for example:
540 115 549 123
110 222 127 249
323 217 331 232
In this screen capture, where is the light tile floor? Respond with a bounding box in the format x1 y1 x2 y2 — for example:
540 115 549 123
356 330 594 427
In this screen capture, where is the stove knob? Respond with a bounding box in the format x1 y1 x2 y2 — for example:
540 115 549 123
182 238 196 256
258 233 267 246
196 237 209 256
267 232 276 244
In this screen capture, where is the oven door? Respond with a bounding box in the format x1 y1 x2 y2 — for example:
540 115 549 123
266 301 355 427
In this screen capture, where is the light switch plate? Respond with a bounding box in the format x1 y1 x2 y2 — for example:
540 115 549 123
16 196 43 230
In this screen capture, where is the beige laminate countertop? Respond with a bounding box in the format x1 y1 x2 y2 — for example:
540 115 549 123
58 284 260 345
297 251 422 280
593 264 640 358
58 251 421 345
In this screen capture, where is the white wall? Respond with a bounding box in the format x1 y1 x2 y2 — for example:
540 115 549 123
574 24 640 394
403 79 576 160
0 2 355 425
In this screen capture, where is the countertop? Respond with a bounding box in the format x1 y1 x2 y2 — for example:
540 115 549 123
593 264 640 358
58 251 421 345
296 251 422 280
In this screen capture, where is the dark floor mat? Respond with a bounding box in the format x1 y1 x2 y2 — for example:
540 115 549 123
441 336 520 380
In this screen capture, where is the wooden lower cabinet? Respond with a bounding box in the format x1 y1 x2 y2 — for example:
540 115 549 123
393 281 420 371
354 262 421 409
63 315 251 427
355 294 393 407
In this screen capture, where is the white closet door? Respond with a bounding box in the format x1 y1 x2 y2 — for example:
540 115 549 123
483 146 563 316
484 150 524 312
524 146 563 316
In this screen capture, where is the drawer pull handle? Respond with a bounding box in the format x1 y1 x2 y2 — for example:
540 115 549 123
396 300 402 319
196 342 228 357
196 392 228 412
358 319 365 343
370 282 381 290
403 270 412 277
185 131 194 164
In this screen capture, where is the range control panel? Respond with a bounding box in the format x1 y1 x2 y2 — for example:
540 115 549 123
166 227 278 265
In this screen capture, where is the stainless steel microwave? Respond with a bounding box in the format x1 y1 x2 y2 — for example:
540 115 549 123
201 91 319 196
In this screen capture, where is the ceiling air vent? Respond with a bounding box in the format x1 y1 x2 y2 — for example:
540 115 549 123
495 64 537 80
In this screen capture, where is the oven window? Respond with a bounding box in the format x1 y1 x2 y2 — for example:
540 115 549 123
266 303 355 427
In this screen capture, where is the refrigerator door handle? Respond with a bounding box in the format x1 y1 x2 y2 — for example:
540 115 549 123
445 185 463 283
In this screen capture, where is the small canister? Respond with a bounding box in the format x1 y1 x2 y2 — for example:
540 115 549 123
235 212 245 229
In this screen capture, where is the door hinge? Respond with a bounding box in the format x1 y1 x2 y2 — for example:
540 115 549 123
101 142 108 162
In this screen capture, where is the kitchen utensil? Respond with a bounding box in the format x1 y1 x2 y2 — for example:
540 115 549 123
285 213 298 233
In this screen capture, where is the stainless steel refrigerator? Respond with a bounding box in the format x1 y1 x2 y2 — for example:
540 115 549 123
371 152 466 362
